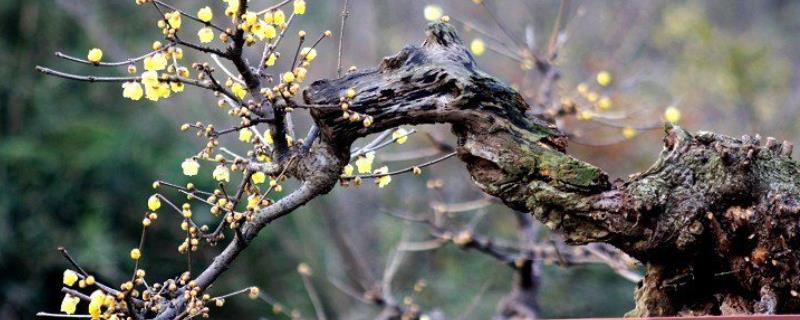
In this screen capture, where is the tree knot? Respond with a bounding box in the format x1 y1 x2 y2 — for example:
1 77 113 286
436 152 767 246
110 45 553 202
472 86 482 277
423 22 463 48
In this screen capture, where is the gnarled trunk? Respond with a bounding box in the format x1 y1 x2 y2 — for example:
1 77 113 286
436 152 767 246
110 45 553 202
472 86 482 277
304 22 800 316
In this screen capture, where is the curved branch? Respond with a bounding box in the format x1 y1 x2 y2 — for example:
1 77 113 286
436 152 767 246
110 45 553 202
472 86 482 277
154 180 332 319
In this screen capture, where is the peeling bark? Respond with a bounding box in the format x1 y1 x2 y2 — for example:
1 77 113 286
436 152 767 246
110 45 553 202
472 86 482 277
304 23 800 316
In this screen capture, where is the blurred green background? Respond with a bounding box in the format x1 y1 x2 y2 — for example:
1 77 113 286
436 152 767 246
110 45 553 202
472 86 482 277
2 0 800 319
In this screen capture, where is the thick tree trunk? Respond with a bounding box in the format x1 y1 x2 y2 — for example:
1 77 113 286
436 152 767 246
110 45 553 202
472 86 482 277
304 23 800 316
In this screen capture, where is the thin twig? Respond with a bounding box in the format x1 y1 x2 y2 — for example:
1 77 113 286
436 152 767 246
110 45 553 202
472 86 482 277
55 43 174 67
300 273 327 320
336 0 350 78
342 152 456 180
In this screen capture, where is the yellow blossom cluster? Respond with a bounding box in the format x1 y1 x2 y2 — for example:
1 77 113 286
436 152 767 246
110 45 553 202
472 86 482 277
219 0 306 47
59 286 119 319
122 46 187 102
338 86 374 128
571 71 618 119
341 151 393 188
152 10 183 39
53 2 348 319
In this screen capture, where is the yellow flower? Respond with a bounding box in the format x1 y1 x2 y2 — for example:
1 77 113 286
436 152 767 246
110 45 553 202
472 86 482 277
282 71 295 83
470 38 485 56
622 127 636 139
63 270 79 286
597 96 612 110
158 82 171 98
167 11 182 29
343 164 354 176
198 27 214 43
182 158 200 176
247 195 260 209
300 47 317 61
258 22 277 40
224 0 240 16
88 290 105 318
265 53 277 66
177 67 190 78
664 106 681 123
145 85 161 101
263 11 274 24
596 71 612 87
294 67 307 81
252 171 266 184
355 152 375 174
148 195 161 211
87 48 103 63
250 21 263 39
130 248 141 260
242 11 258 26
345 88 356 99
122 82 144 101
60 294 80 315
170 82 184 93
230 83 248 99
144 53 167 71
273 9 286 25
140 71 160 87
264 129 274 145
197 6 213 22
392 128 409 144
423 5 443 21
239 128 253 142
374 166 391 188
294 0 306 14
213 165 230 182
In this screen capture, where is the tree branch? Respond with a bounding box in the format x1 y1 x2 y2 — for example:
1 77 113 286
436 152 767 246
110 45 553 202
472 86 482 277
304 22 800 316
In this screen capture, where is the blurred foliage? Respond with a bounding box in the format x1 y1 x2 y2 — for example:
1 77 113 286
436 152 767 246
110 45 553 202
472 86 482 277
3 0 800 319
0 1 180 317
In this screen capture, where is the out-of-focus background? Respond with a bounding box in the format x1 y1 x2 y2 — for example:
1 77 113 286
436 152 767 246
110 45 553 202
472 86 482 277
2 0 800 318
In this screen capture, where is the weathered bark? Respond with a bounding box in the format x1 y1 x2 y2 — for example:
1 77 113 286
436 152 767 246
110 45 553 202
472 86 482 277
304 23 800 316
